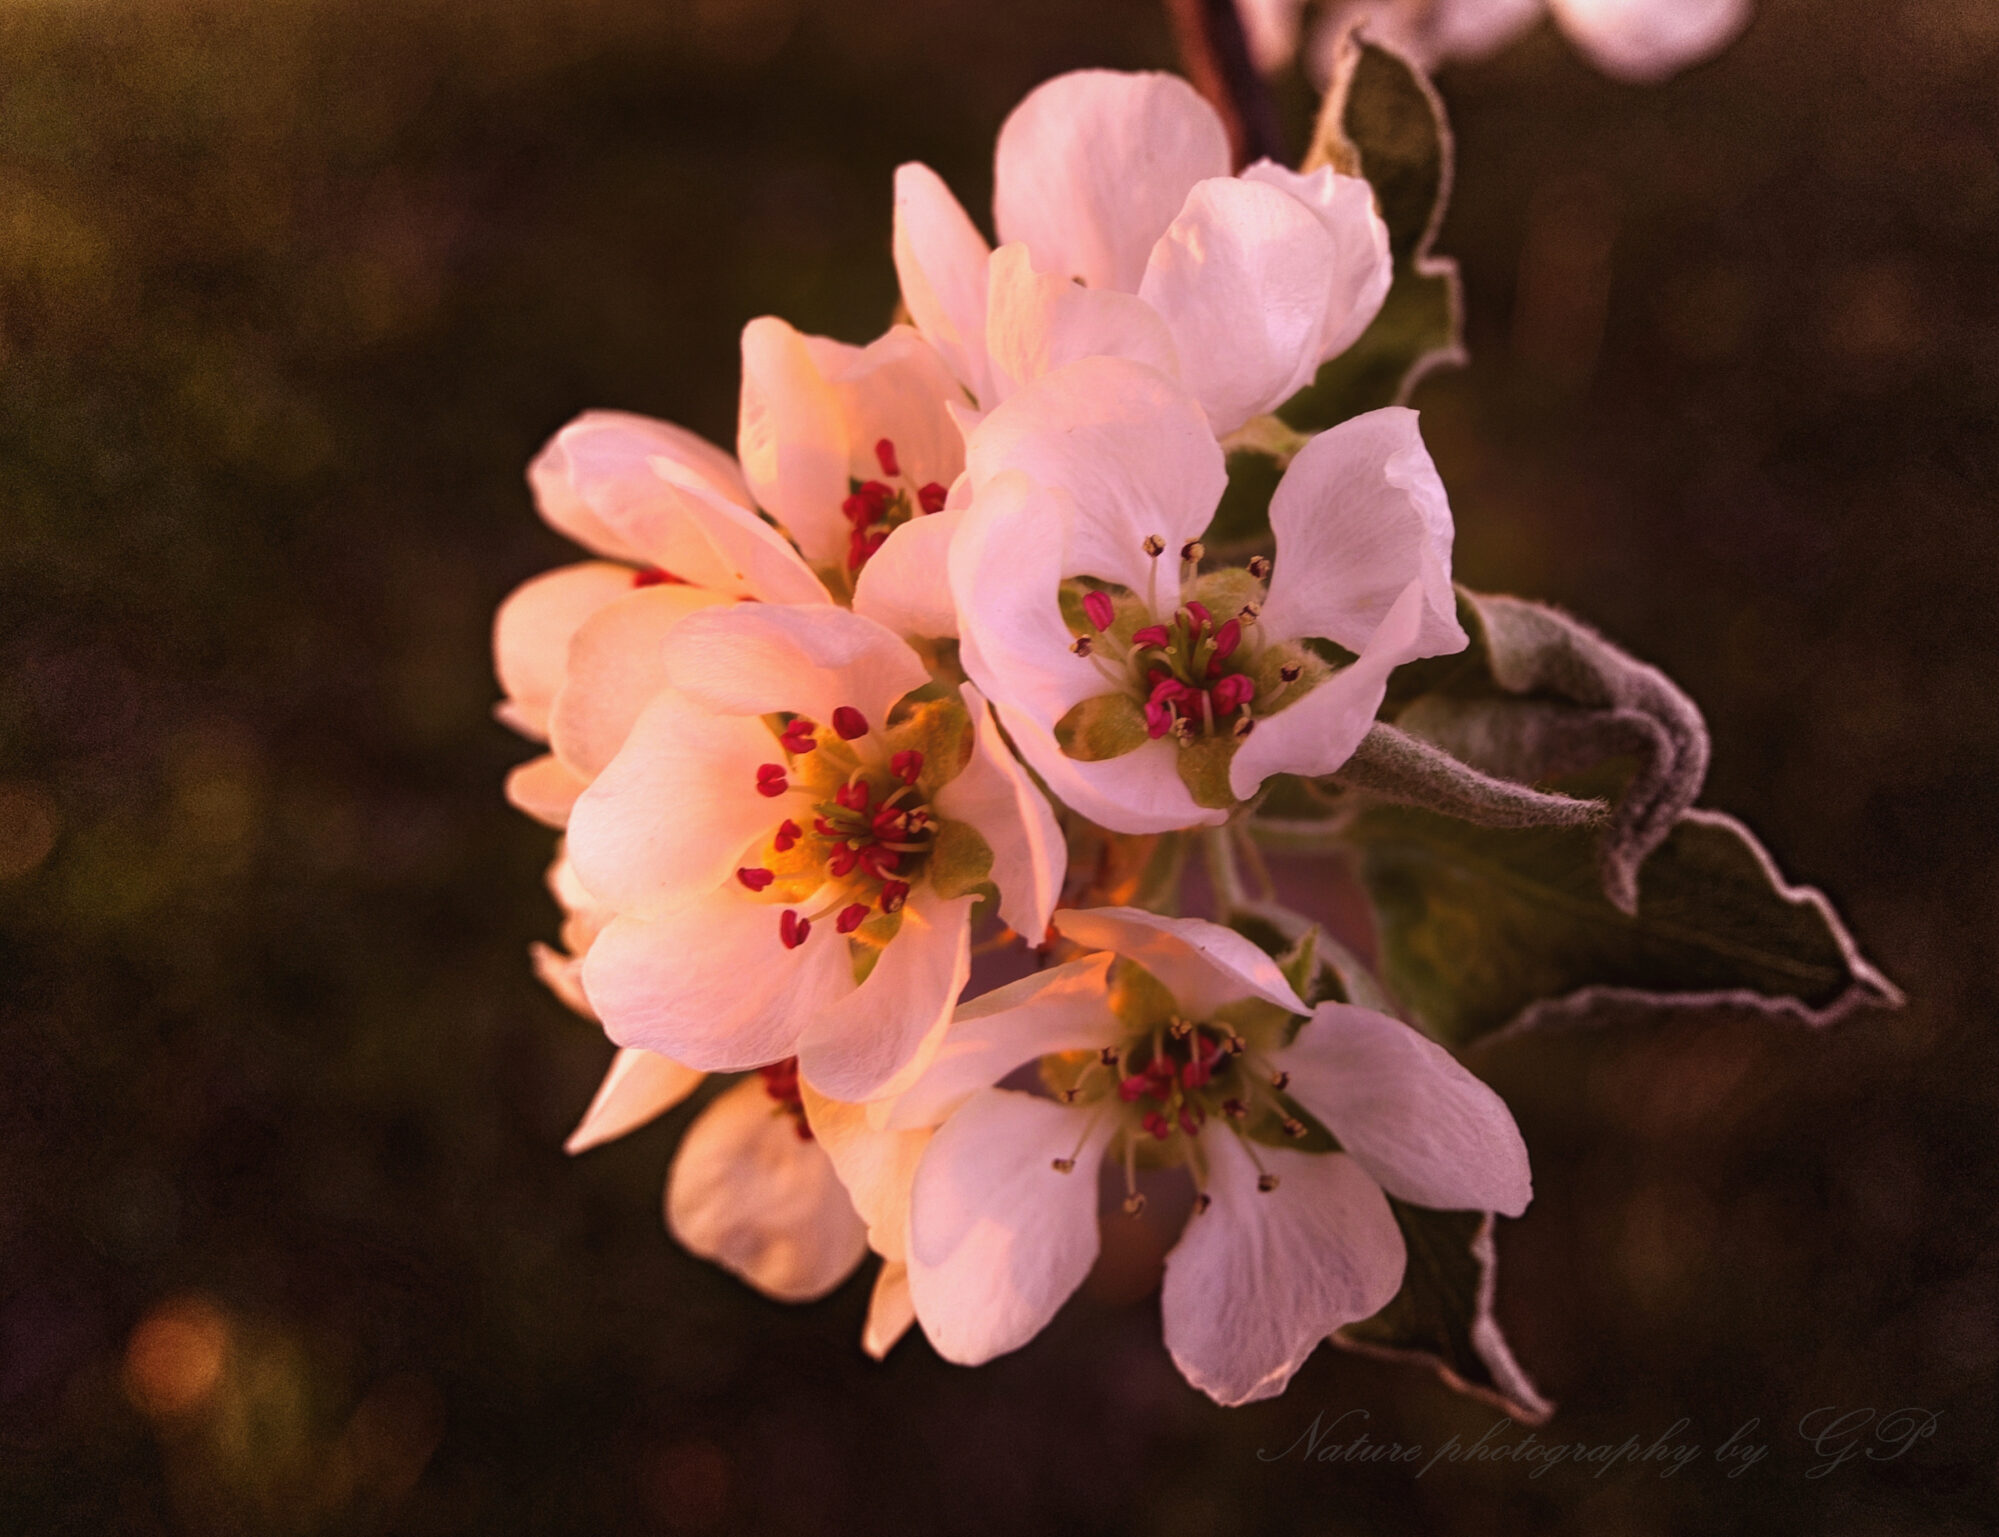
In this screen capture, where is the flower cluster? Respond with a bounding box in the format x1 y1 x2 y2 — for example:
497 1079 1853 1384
495 68 1532 1405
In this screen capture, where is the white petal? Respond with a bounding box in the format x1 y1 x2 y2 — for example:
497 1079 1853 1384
1277 1004 1533 1216
797 891 977 1103
1549 0 1750 82
1162 1139 1406 1405
798 1081 932 1263
581 896 855 1070
1228 576 1427 800
531 411 826 605
565 1047 705 1153
547 585 733 781
906 1088 1114 1364
1238 0 1308 70
493 562 635 740
531 940 594 1017
1259 407 1465 657
738 315 850 568
864 1260 917 1359
1137 176 1339 433
932 683 1066 943
565 691 777 916
1239 160 1393 362
983 242 1179 407
660 604 930 733
994 70 1229 294
505 753 586 828
964 357 1223 599
873 953 1120 1131
894 161 994 404
852 507 963 640
1050 906 1307 1016
827 325 966 497
988 694 1222 836
667 1078 868 1302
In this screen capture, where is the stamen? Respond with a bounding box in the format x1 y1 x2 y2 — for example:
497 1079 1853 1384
836 903 870 934
1257 1174 1281 1193
1281 1117 1309 1140
1122 1192 1147 1216
1070 634 1093 657
1098 1046 1122 1068
1082 590 1114 632
632 567 684 587
1141 534 1165 558
1179 539 1205 564
878 879 910 913
1278 662 1302 684
917 482 948 514
779 909 811 949
832 706 869 740
736 867 775 892
1131 624 1171 650
1210 618 1241 663
779 718 818 754
774 819 801 852
1271 1070 1291 1091
1232 716 1255 739
1195 1192 1213 1214
755 764 789 797
1050 1157 1076 1173
1246 556 1272 580
1221 1098 1248 1120
874 438 900 477
1184 600 1213 636
890 750 923 786
1167 1017 1193 1040
1237 601 1261 624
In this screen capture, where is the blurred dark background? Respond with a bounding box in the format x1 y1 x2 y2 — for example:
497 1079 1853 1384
1 0 1994 1531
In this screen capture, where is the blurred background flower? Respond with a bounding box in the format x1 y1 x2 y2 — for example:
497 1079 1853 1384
0 0 1993 1531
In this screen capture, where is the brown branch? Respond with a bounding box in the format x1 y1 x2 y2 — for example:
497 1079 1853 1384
1163 0 1287 168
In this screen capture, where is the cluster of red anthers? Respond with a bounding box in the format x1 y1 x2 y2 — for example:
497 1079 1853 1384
842 438 948 573
756 1057 811 1140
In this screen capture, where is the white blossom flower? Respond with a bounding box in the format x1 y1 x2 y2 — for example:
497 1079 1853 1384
565 602 1064 1104
947 355 1465 833
891 69 1391 434
1244 0 1751 85
827 907 1530 1405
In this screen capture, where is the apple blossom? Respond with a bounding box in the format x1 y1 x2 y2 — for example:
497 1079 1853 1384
834 907 1530 1405
948 355 1465 833
566 602 1064 1104
892 69 1391 433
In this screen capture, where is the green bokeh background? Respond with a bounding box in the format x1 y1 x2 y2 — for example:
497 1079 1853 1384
1 0 1993 1531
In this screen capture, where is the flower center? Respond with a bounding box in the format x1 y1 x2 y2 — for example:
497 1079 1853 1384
842 437 948 575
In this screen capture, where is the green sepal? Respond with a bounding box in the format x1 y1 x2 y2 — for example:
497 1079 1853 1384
1053 692 1150 762
928 819 994 901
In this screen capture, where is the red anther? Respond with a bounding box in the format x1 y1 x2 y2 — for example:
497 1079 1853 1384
891 749 923 785
1146 1057 1176 1079
875 438 900 477
828 845 860 878
841 492 873 526
835 780 871 812
755 764 789 797
1210 617 1241 662
779 910 811 949
878 879 910 914
1211 673 1255 714
1184 600 1213 635
779 718 818 753
917 482 948 514
736 866 775 892
814 817 840 838
856 481 893 516
631 567 684 587
1131 624 1171 650
1180 1056 1212 1089
836 902 870 934
1178 1108 1204 1137
774 819 802 853
871 806 911 841
757 1058 803 1106
1082 590 1115 632
1143 1110 1173 1140
861 846 902 880
1148 675 1191 706
1144 700 1175 739
832 706 869 740
1118 1074 1149 1103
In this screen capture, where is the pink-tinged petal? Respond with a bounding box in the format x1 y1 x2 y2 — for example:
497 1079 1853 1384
493 562 635 740
1136 176 1339 433
983 243 1180 407
797 890 977 1103
547 585 733 781
987 694 1222 836
666 1077 868 1302
864 1260 917 1359
931 683 1066 943
1548 0 1750 82
505 753 586 829
874 953 1119 1132
1239 160 1393 363
1238 0 1308 69
853 508 964 640
565 1047 705 1154
994 70 1229 295
964 358 1223 600
1228 576 1427 800
640 456 833 607
660 603 930 731
1050 907 1306 1017
1260 407 1465 657
799 1081 932 1264
1311 0 1541 75
1163 1139 1406 1404
894 162 995 405
906 1088 1115 1365
827 325 966 498
566 692 777 916
1275 1004 1533 1216
546 849 611 954
529 941 592 1018
582 896 854 1070
950 474 1102 726
738 315 851 568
